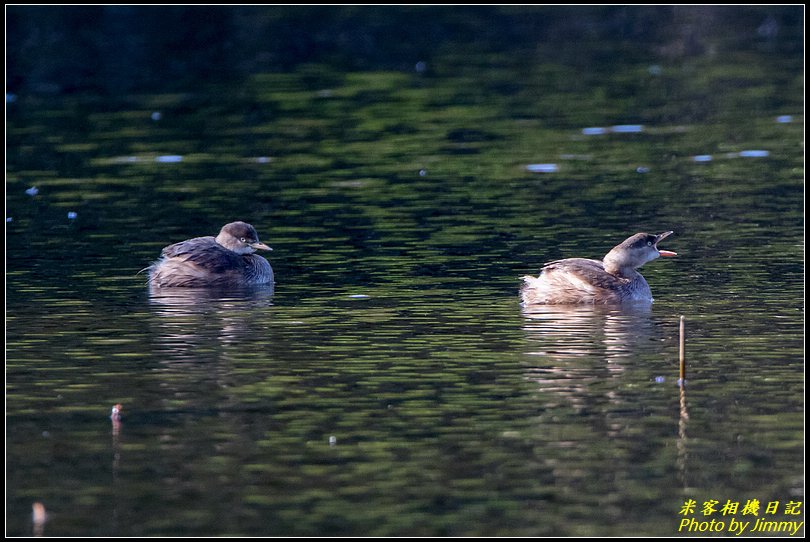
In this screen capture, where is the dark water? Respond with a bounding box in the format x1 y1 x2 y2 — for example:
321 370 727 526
6 7 804 537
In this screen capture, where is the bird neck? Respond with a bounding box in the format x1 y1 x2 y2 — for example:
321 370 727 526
603 251 639 279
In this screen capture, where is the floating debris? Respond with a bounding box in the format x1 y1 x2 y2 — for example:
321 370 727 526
611 124 644 133
25 186 39 196
692 155 713 162
6 93 17 103
328 435 337 446
415 61 427 73
582 127 608 135
6 217 12 223
526 163 559 173
67 211 78 220
348 294 370 299
655 376 666 383
151 111 162 121
776 115 793 123
155 155 183 163
32 502 47 536
636 166 650 174
582 125 644 135
419 169 427 177
110 403 123 422
738 150 770 158
255 156 272 164
648 64 663 76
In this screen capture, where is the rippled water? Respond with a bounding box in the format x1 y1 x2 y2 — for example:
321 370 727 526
6 7 804 536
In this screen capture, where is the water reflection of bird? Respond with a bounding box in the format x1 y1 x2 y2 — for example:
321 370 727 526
521 231 676 305
521 303 654 362
147 286 275 362
146 222 273 287
521 303 659 419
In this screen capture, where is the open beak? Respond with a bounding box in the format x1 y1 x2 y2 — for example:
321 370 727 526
655 231 677 257
250 241 272 251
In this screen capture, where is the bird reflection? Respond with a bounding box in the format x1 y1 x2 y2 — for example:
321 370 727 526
521 302 654 362
142 285 278 513
520 303 658 418
520 301 691 493
148 283 275 310
147 284 275 362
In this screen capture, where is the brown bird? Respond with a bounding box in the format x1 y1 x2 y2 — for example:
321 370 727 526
521 231 677 305
147 222 274 287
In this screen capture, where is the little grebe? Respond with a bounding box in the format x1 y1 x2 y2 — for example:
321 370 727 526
147 221 274 287
521 231 676 305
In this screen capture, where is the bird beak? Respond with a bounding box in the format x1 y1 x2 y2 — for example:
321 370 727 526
250 242 272 251
655 231 677 257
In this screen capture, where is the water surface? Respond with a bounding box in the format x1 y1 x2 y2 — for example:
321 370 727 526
6 7 804 536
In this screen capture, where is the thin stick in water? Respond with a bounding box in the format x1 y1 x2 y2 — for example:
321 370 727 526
679 315 686 384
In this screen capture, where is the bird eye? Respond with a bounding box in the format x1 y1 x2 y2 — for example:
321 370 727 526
240 237 246 243
647 241 652 246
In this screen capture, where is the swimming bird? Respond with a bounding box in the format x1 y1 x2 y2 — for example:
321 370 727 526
521 231 676 304
147 221 274 287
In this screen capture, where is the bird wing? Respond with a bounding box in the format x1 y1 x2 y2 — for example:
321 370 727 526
160 236 243 274
541 258 629 291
